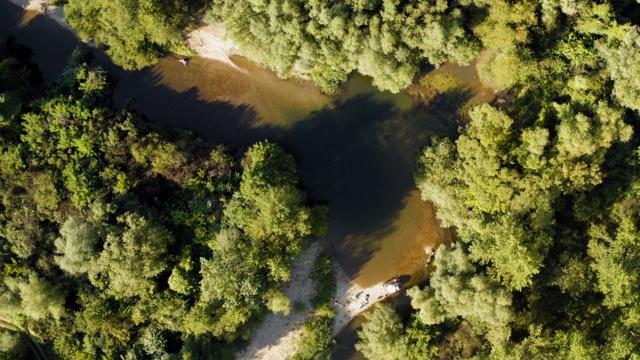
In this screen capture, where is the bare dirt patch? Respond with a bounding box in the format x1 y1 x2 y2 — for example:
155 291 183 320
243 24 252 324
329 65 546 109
236 243 320 360
186 24 238 67
237 242 412 359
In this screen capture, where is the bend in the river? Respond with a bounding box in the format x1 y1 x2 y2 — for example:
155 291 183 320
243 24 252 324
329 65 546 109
0 3 494 357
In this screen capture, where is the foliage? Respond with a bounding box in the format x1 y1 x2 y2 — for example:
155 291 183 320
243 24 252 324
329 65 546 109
409 246 514 331
310 254 335 309
206 0 479 92
292 316 335 360
0 331 28 360
356 302 409 360
1 272 66 321
356 303 440 360
597 27 640 112
402 2 640 358
472 0 538 49
292 253 336 359
0 43 326 357
478 45 537 90
54 217 98 276
263 288 291 315
6 0 640 357
90 213 172 299
64 0 202 70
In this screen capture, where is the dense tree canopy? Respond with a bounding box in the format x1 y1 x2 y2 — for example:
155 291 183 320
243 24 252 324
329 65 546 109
598 27 640 113
206 0 479 92
4 0 640 358
0 42 326 358
58 0 640 97
409 246 514 333
356 1 640 359
64 0 201 70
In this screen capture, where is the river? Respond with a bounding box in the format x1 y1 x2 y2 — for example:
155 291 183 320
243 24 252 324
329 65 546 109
0 1 492 358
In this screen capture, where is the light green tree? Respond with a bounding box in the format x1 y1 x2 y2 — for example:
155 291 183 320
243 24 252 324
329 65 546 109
588 215 640 309
90 213 172 299
478 45 538 90
2 273 66 321
598 27 640 112
54 217 98 276
224 141 315 282
473 0 538 49
65 0 186 70
409 247 514 331
356 302 409 360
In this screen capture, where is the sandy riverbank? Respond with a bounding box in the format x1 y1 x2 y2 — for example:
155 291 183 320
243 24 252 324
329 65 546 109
2 4 444 357
186 23 239 67
237 241 424 359
237 243 321 360
7 0 239 66
7 0 68 30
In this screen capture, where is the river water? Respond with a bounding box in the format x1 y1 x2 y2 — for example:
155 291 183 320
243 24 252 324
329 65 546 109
0 1 492 357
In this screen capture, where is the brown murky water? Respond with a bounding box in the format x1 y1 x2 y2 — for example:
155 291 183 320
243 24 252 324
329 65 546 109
148 55 332 128
0 2 493 358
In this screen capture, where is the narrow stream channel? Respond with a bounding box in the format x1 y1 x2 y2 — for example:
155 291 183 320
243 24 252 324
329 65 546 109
0 2 493 358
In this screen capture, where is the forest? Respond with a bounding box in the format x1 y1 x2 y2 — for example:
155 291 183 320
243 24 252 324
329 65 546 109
3 0 640 359
0 39 326 358
357 3 640 360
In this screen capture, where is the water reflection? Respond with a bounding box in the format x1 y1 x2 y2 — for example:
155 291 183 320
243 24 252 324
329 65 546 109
276 88 450 287
0 3 77 79
17 9 39 28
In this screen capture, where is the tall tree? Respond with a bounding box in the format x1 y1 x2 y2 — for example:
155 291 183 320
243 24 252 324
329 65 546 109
409 247 514 333
89 213 172 299
598 27 640 112
54 217 99 276
356 302 409 360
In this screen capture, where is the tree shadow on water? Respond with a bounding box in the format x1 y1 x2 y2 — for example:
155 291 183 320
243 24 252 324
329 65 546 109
415 85 476 136
108 64 275 153
2 0 468 288
0 1 78 80
275 93 453 281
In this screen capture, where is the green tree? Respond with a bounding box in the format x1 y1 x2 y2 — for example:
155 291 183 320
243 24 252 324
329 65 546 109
598 27 640 112
65 0 192 70
263 288 290 315
207 0 479 92
405 315 439 359
409 247 514 331
2 273 66 321
588 215 640 309
224 141 316 282
292 316 335 360
90 213 172 299
356 302 409 360
54 217 99 276
473 0 538 49
478 45 538 90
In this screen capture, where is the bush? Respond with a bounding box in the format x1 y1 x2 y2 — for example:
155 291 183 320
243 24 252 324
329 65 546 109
291 316 335 360
310 255 335 308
